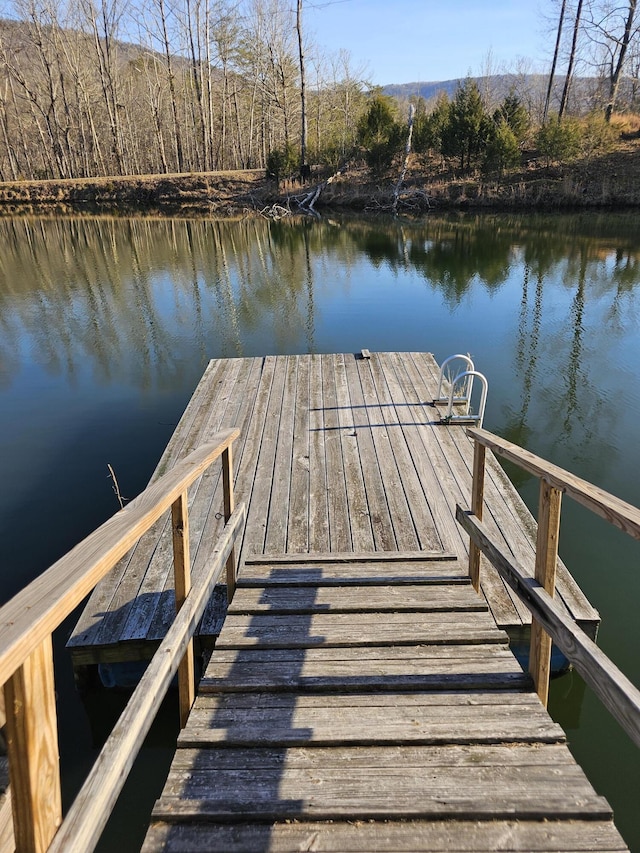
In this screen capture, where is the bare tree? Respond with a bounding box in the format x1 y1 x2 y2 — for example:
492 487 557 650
544 0 568 121
559 0 584 118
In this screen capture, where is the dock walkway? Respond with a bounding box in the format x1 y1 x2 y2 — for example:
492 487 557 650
142 552 626 851
69 352 598 670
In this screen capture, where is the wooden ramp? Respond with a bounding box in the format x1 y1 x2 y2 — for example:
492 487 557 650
68 353 598 672
142 554 627 852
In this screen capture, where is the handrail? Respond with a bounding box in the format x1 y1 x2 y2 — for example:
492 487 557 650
456 506 640 749
50 504 246 853
0 428 242 853
468 427 640 540
460 425 640 717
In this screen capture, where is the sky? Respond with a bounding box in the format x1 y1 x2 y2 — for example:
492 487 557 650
305 0 556 86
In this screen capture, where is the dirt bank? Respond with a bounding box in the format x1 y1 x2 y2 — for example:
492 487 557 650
1 134 639 216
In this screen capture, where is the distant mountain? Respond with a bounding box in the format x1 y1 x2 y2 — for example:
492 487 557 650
382 73 617 116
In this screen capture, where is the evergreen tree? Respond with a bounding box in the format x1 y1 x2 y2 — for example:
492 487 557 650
441 78 490 171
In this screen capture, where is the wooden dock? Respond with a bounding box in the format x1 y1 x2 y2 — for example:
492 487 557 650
59 352 628 851
69 352 598 671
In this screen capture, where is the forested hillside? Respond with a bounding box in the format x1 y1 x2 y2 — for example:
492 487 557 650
0 0 639 188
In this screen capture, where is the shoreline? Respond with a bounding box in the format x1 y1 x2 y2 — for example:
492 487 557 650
0 150 639 216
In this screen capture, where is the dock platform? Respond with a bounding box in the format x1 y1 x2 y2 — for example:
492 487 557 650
69 352 598 670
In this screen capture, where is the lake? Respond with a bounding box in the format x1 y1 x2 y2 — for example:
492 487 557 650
1 211 639 851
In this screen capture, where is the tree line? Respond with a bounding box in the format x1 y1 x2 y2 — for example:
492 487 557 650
0 0 638 183
0 0 369 181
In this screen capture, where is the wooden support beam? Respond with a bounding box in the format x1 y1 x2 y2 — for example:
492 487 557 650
172 491 194 729
222 446 237 603
4 636 61 853
529 480 562 707
469 441 486 592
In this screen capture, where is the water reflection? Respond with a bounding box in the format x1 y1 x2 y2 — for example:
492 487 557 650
2 211 640 851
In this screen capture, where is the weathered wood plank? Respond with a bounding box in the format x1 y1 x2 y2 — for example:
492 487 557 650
199 647 529 693
215 610 507 649
227 584 487 614
264 357 297 554
288 354 311 552
308 354 330 552
166 743 574 771
142 818 629 853
368 354 443 550
321 355 351 551
242 356 289 556
179 697 564 746
68 358 236 648
332 354 374 551
189 690 543 711
152 758 611 821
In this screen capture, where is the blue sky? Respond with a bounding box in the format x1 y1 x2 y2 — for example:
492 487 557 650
305 0 555 85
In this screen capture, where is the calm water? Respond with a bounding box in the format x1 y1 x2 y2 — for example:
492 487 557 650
1 212 639 850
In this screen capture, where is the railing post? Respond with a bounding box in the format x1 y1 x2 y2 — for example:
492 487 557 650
529 478 562 707
4 635 62 853
469 440 486 592
171 490 194 729
222 445 237 602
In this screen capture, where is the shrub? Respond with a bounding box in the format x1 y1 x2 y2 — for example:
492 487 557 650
357 95 404 177
266 143 298 185
535 118 581 167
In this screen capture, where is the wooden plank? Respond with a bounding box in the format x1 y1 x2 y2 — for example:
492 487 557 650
215 610 507 649
368 354 442 550
68 358 235 648
320 354 351 551
152 759 611 821
332 353 374 551
171 491 194 728
180 697 564 746
227 584 487 613
308 354 330 552
238 563 469 588
529 479 562 707
4 636 61 853
68 361 220 645
243 356 289 556
133 357 257 644
404 352 530 628
382 352 460 551
264 357 297 554
200 650 529 694
243 551 458 564
189 690 544 711
142 818 629 853
288 354 311 552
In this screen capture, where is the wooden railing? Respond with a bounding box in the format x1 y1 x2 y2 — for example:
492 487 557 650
456 426 640 749
0 429 245 853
